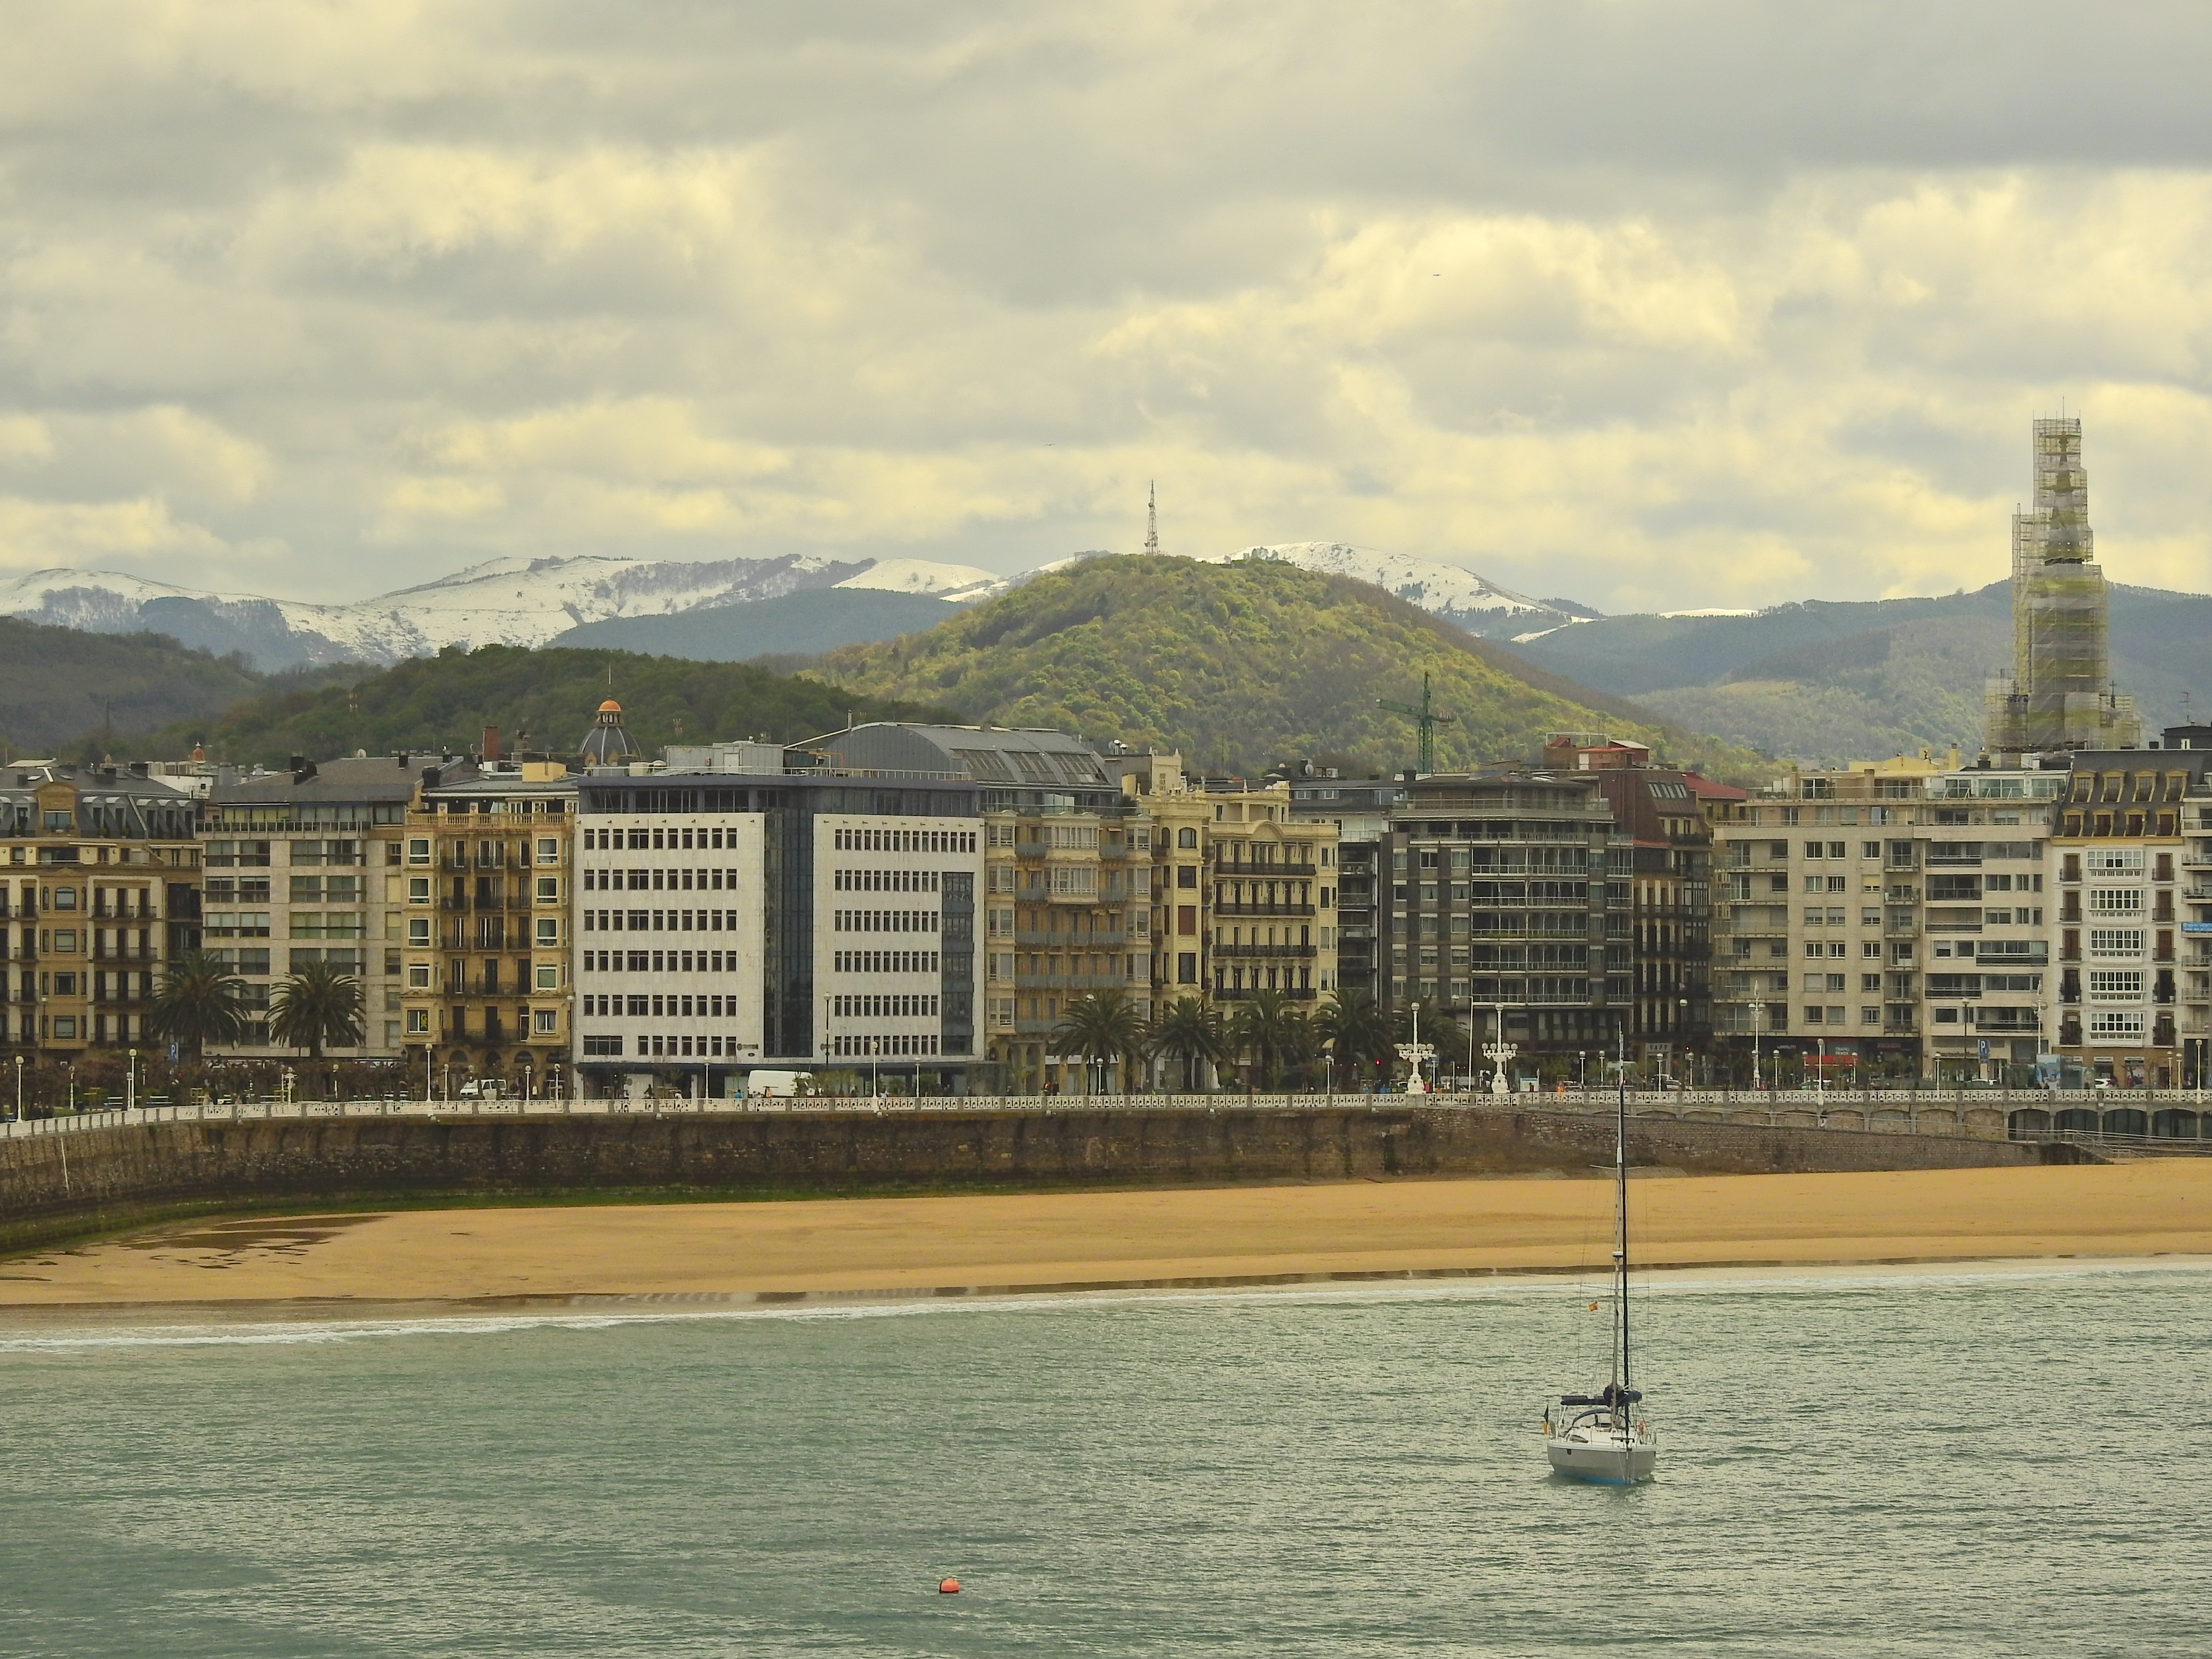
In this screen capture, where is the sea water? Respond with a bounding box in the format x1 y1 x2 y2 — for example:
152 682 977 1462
2 1263 2206 1657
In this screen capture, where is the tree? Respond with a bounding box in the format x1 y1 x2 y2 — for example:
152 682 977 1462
1148 996 1231 1092
1048 991 1147 1095
145 952 248 1057
1315 989 1392 1091
268 959 365 1062
1228 989 1311 1094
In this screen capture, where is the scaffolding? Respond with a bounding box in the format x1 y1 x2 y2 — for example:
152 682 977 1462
1983 418 2140 756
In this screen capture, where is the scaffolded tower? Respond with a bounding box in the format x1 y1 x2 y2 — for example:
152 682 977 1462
1983 418 2140 756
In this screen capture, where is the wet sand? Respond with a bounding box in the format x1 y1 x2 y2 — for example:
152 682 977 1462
1 1161 2208 1310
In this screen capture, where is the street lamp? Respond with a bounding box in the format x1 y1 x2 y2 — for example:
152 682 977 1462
127 1046 137 1114
1483 1002 1515 1096
12 1054 21 1121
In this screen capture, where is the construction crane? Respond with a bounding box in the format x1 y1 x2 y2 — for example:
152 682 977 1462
1380 672 1456 776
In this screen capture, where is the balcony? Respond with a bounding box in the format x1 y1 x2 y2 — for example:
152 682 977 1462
1214 943 1318 960
1214 986 1318 1001
1213 858 1316 877
1214 902 1316 918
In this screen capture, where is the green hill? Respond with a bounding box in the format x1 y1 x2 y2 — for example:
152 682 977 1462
1516 581 2212 764
0 615 286 760
811 554 1767 780
553 588 960 661
116 644 961 769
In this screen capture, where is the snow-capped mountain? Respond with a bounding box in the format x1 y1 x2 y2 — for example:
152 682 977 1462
0 542 1599 669
1207 543 1600 639
0 554 994 669
832 558 997 597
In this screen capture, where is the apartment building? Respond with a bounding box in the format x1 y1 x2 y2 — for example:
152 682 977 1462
570 766 983 1096
2050 736 2212 1088
1707 753 2063 1084
805 724 1149 1094
398 762 578 1098
1376 770 1629 1068
1115 753 1340 1011
0 764 200 1062
1916 766 2063 1083
1546 736 1722 1066
201 755 458 1060
1285 777 1404 1005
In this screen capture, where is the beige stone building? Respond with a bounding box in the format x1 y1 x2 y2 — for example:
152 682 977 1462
1 764 200 1075
1116 754 1339 1016
398 761 578 1099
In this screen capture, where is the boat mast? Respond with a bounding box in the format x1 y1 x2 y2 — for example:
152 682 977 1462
1616 1026 1629 1401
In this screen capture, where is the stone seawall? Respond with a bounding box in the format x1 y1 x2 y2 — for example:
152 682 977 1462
0 1107 2074 1256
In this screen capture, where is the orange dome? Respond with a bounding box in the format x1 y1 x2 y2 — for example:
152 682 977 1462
598 699 622 712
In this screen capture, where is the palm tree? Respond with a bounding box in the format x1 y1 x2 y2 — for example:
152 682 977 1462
1148 995 1230 1093
268 959 366 1062
1147 996 1230 1094
1315 988 1392 1092
1229 989 1310 1094
146 952 248 1057
1048 991 1147 1095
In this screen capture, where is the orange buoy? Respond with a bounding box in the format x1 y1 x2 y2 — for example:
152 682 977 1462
938 1578 961 1595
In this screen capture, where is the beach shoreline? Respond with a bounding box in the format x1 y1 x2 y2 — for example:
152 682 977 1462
3 1161 2208 1317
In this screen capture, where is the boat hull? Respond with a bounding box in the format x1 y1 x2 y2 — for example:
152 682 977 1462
1547 1439 1657 1485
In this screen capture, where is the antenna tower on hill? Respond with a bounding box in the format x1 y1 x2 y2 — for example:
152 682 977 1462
1144 481 1159 555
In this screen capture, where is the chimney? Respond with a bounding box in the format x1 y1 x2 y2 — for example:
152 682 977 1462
482 726 500 765
396 750 410 769
422 766 442 790
291 756 316 784
129 761 148 778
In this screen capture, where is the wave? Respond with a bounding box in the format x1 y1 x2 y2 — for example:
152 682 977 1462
2 1255 2205 1353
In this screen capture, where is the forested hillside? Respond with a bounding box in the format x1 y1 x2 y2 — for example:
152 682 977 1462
814 555 1767 780
118 645 959 768
0 615 284 759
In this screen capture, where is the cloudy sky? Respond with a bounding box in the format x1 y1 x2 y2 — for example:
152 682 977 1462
7 1 2212 613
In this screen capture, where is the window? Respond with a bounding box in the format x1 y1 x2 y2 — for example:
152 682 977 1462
1804 841 1825 859
407 918 431 946
536 918 560 946
2088 970 2144 1000
536 837 560 864
1177 828 1198 849
2088 889 2144 915
2088 929 2145 957
408 878 431 903
1862 842 1881 859
1804 1005 1824 1023
1862 974 1882 992
1178 952 1198 984
533 1009 559 1034
2088 1010 2146 1039
407 963 431 989
536 877 560 903
405 1009 430 1034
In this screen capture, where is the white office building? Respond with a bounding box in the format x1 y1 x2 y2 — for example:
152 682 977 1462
571 769 984 1095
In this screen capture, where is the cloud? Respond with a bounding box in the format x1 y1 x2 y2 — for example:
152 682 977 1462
0 495 231 572
3 3 2212 610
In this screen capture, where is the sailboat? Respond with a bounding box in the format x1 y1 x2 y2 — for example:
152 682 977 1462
1543 1040 1659 1484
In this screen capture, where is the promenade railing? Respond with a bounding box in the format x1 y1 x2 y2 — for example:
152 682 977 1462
3 1085 2204 1143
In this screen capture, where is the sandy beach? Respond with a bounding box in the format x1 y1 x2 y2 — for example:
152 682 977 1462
1 1161 2207 1310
